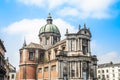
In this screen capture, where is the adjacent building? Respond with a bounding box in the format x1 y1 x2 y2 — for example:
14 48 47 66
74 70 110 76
4 57 16 80
97 62 120 80
18 13 98 80
0 39 6 80
9 62 16 80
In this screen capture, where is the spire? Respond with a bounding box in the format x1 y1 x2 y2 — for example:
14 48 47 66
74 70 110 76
66 28 68 34
23 38 26 47
48 13 52 18
47 13 53 24
79 24 81 30
84 23 86 29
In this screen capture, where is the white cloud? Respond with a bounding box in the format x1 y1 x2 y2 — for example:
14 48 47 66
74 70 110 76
3 19 46 44
98 51 120 64
65 0 115 19
48 0 66 10
18 0 45 7
57 7 79 17
17 0 117 19
3 18 77 44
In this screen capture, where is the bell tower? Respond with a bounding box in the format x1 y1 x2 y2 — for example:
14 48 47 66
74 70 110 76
19 41 39 80
65 23 91 56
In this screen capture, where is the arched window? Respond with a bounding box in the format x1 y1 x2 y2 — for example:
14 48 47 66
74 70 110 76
53 36 57 44
46 37 49 45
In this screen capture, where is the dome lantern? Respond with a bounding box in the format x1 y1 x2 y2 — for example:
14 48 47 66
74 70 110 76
39 13 60 36
47 13 53 24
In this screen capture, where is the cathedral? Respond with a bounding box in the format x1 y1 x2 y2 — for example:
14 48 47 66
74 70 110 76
18 13 97 80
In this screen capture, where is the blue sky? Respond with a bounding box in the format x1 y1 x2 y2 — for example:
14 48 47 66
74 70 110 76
0 0 120 69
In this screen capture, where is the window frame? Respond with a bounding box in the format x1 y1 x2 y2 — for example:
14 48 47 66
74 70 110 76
29 51 34 60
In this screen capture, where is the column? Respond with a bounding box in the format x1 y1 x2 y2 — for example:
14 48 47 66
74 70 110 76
88 40 91 56
80 38 83 54
42 65 44 79
87 61 90 79
57 61 60 78
66 40 69 51
43 37 45 45
88 62 91 80
80 61 83 78
51 36 53 45
70 62 71 78
80 39 82 53
78 61 80 78
75 39 77 51
49 62 51 80
78 38 80 51
75 62 77 78
35 49 39 63
94 65 97 80
60 61 63 78
59 61 61 78
67 61 70 78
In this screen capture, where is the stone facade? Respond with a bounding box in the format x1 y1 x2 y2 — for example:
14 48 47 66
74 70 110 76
18 14 97 80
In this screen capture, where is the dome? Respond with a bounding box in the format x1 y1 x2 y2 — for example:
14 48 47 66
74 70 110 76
39 13 60 35
39 24 60 35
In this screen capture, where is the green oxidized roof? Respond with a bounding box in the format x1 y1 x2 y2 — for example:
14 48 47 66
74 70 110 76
39 24 60 34
39 13 60 35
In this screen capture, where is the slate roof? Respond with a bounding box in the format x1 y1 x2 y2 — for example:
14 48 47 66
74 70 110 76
24 42 44 49
98 62 120 68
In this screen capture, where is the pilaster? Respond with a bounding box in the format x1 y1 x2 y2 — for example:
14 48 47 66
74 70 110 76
80 61 83 78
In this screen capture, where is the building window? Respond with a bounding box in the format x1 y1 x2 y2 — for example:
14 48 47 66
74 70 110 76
11 74 14 79
113 70 114 72
51 65 56 71
82 39 88 55
102 70 104 73
46 37 49 45
102 75 105 80
98 75 100 79
53 36 57 44
113 74 115 77
62 46 65 51
39 52 44 62
71 70 75 77
118 69 120 72
38 68 42 73
106 75 109 78
29 52 34 60
106 69 109 73
54 49 57 54
98 70 100 73
119 73 120 76
40 38 42 42
44 67 48 72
